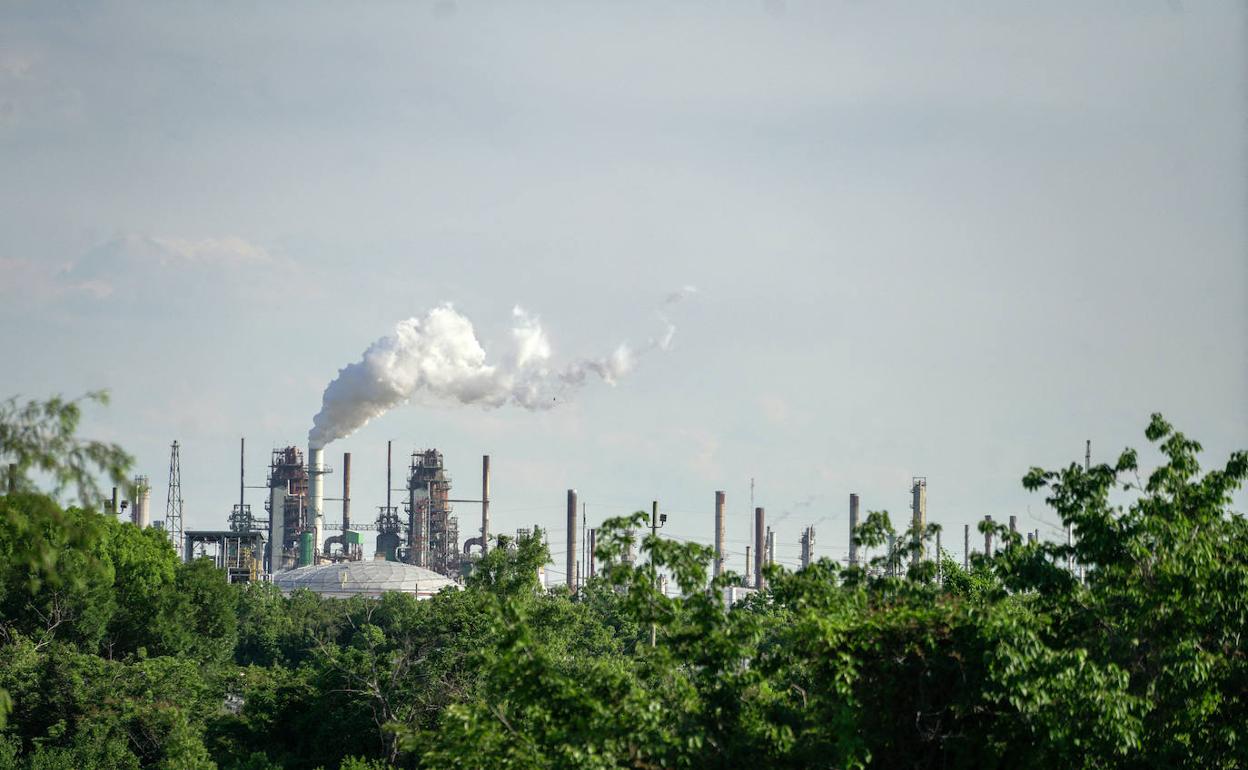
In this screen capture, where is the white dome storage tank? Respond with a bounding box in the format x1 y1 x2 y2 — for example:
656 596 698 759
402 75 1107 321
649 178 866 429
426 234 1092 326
272 560 459 599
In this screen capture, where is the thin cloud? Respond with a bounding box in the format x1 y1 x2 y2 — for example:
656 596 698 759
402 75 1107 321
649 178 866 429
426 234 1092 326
1 234 290 308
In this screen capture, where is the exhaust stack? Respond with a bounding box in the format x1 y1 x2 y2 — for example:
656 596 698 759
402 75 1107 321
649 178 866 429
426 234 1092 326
849 493 860 566
482 455 491 555
309 445 325 563
911 478 927 567
567 489 578 592
342 452 352 533
754 507 765 590
713 491 726 579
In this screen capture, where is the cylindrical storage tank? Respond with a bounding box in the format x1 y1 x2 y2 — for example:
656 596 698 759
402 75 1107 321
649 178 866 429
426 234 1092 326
299 531 314 567
308 445 324 564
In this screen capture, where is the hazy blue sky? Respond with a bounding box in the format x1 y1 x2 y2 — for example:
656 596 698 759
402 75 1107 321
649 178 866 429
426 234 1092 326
2 1 1245 574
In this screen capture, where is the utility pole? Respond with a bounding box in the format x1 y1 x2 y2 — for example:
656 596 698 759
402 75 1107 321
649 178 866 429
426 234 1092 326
1073 439 1089 581
650 499 665 647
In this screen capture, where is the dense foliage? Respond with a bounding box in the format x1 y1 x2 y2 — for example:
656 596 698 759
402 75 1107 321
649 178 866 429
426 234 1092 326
0 411 1244 769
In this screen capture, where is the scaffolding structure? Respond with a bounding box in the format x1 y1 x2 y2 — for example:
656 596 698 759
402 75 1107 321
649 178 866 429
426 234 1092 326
164 442 183 549
800 526 816 569
267 446 309 573
184 530 266 583
405 449 459 576
376 505 402 561
229 503 254 533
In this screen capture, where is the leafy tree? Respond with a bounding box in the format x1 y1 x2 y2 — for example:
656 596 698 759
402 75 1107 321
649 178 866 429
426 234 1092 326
2 403 1244 770
0 392 132 509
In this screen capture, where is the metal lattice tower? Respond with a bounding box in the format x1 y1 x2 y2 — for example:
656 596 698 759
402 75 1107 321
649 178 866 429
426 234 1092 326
165 441 184 556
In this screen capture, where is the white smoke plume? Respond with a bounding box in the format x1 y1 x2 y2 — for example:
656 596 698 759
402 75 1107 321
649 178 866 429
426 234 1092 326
308 292 693 448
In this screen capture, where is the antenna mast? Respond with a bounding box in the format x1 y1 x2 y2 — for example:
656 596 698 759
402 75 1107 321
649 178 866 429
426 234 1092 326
165 441 184 558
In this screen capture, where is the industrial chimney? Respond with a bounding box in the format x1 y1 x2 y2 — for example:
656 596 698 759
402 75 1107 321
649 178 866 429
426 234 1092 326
964 523 970 569
849 493 860 566
566 489 578 592
910 478 927 567
482 455 491 555
342 452 352 533
754 507 765 590
308 444 325 564
713 491 726 580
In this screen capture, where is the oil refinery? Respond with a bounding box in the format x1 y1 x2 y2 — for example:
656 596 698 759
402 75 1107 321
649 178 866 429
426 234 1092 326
91 436 1067 600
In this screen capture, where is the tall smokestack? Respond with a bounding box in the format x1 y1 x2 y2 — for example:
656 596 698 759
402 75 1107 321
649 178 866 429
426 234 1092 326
567 489 578 592
482 455 491 555
1009 515 1018 550
754 507 765 590
964 524 970 569
342 452 352 533
309 444 324 563
713 491 726 580
984 515 993 558
239 438 245 524
849 493 860 566
911 478 927 567
588 528 596 578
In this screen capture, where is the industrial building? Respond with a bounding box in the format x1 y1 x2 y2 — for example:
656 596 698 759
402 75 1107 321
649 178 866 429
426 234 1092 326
167 438 490 591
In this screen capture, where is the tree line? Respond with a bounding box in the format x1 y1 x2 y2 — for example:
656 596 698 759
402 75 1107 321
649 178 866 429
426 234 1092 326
0 394 1245 768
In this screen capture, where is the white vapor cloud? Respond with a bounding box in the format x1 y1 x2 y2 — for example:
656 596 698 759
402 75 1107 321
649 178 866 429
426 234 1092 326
308 292 693 448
